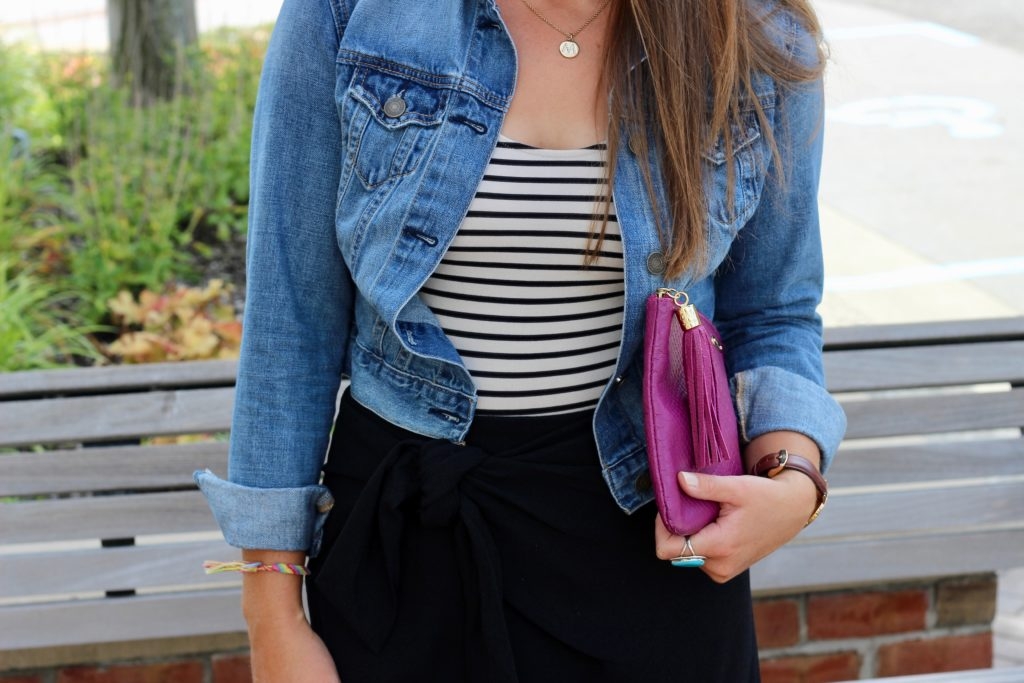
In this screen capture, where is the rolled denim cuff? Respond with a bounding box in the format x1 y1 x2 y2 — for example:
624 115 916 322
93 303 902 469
730 366 847 473
193 470 334 557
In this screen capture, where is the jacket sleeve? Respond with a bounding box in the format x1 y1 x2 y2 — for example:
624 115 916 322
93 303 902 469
194 0 352 556
713 21 846 472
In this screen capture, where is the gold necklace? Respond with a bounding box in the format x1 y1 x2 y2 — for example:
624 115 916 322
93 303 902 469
517 0 613 59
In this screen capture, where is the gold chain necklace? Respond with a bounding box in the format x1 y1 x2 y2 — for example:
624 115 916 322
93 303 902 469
517 0 613 59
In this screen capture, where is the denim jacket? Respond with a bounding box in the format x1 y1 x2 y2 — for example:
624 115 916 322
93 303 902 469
195 0 847 556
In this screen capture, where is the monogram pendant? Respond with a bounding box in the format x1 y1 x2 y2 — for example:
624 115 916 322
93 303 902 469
558 40 580 59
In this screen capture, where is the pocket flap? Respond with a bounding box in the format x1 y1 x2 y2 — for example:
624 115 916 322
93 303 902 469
349 67 448 130
701 117 763 166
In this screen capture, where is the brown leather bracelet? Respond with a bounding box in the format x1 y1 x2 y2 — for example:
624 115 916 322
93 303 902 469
750 449 828 526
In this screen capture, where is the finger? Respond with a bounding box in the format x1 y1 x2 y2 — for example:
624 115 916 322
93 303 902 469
689 514 754 582
653 514 686 561
677 471 745 505
686 522 725 563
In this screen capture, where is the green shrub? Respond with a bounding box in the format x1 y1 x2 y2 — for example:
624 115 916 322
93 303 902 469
0 29 268 363
52 31 264 322
62 84 201 321
0 262 102 371
0 132 73 277
184 29 264 243
0 43 61 146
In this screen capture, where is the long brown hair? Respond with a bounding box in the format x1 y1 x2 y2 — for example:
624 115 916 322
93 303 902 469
595 0 826 279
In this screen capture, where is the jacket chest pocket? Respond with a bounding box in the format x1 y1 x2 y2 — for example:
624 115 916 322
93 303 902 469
701 103 772 232
343 67 448 190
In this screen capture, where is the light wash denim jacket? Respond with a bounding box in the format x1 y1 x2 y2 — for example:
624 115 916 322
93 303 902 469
195 0 847 556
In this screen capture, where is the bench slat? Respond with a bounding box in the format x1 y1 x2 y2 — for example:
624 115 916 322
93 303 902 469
0 491 217 545
0 442 228 497
844 669 1024 683
753 527 1024 594
798 480 1024 542
0 540 239 600
0 360 237 400
0 388 234 448
841 388 1024 439
824 317 1024 350
825 341 1024 392
4 473 1019 557
2 319 1023 660
0 589 245 652
826 439 1024 487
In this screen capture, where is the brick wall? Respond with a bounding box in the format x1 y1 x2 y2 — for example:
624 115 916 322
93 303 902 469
756 573 997 682
0 574 998 683
0 653 252 683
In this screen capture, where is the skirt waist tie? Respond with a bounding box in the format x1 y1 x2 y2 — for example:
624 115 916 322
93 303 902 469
315 438 519 683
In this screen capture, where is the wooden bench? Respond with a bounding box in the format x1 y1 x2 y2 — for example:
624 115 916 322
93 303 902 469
1 316 1023 677
853 668 1024 683
754 316 1024 593
0 361 243 669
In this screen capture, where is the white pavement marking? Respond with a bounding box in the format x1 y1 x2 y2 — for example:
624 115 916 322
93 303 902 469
827 95 1005 139
826 21 982 47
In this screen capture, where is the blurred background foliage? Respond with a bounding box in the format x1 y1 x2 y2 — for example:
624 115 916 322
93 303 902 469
0 26 264 370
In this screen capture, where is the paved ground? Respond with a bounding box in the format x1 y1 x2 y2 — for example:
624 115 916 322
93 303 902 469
844 0 1024 53
815 0 1023 326
2 0 1023 669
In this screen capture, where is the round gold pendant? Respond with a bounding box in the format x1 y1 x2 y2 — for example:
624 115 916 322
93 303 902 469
558 40 580 59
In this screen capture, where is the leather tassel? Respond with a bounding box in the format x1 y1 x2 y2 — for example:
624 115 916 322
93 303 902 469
682 315 730 470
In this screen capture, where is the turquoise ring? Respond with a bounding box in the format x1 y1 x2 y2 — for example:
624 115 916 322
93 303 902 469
671 557 706 568
670 537 706 568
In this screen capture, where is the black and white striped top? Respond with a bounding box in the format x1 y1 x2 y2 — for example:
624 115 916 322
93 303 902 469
419 136 624 416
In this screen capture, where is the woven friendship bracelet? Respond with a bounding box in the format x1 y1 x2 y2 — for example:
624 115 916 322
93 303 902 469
203 560 310 576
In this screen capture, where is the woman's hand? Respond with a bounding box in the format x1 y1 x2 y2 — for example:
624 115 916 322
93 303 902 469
654 468 819 583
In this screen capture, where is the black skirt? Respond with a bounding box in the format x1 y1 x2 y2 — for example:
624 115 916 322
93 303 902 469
307 390 760 683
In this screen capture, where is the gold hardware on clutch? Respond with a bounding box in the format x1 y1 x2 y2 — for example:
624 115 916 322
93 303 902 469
656 288 689 306
677 304 700 330
656 288 702 331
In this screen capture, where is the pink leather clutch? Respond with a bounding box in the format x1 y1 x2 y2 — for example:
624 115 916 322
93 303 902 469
642 289 742 537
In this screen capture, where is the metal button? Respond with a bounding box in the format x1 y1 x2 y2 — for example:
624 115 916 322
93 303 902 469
635 471 652 494
614 375 624 386
383 95 407 118
646 251 666 275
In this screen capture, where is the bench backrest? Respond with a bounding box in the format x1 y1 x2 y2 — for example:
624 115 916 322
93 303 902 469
0 361 242 655
1 317 1023 656
754 317 1024 592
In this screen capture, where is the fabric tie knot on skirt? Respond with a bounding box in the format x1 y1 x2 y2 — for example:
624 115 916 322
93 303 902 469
315 437 519 682
415 441 489 528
